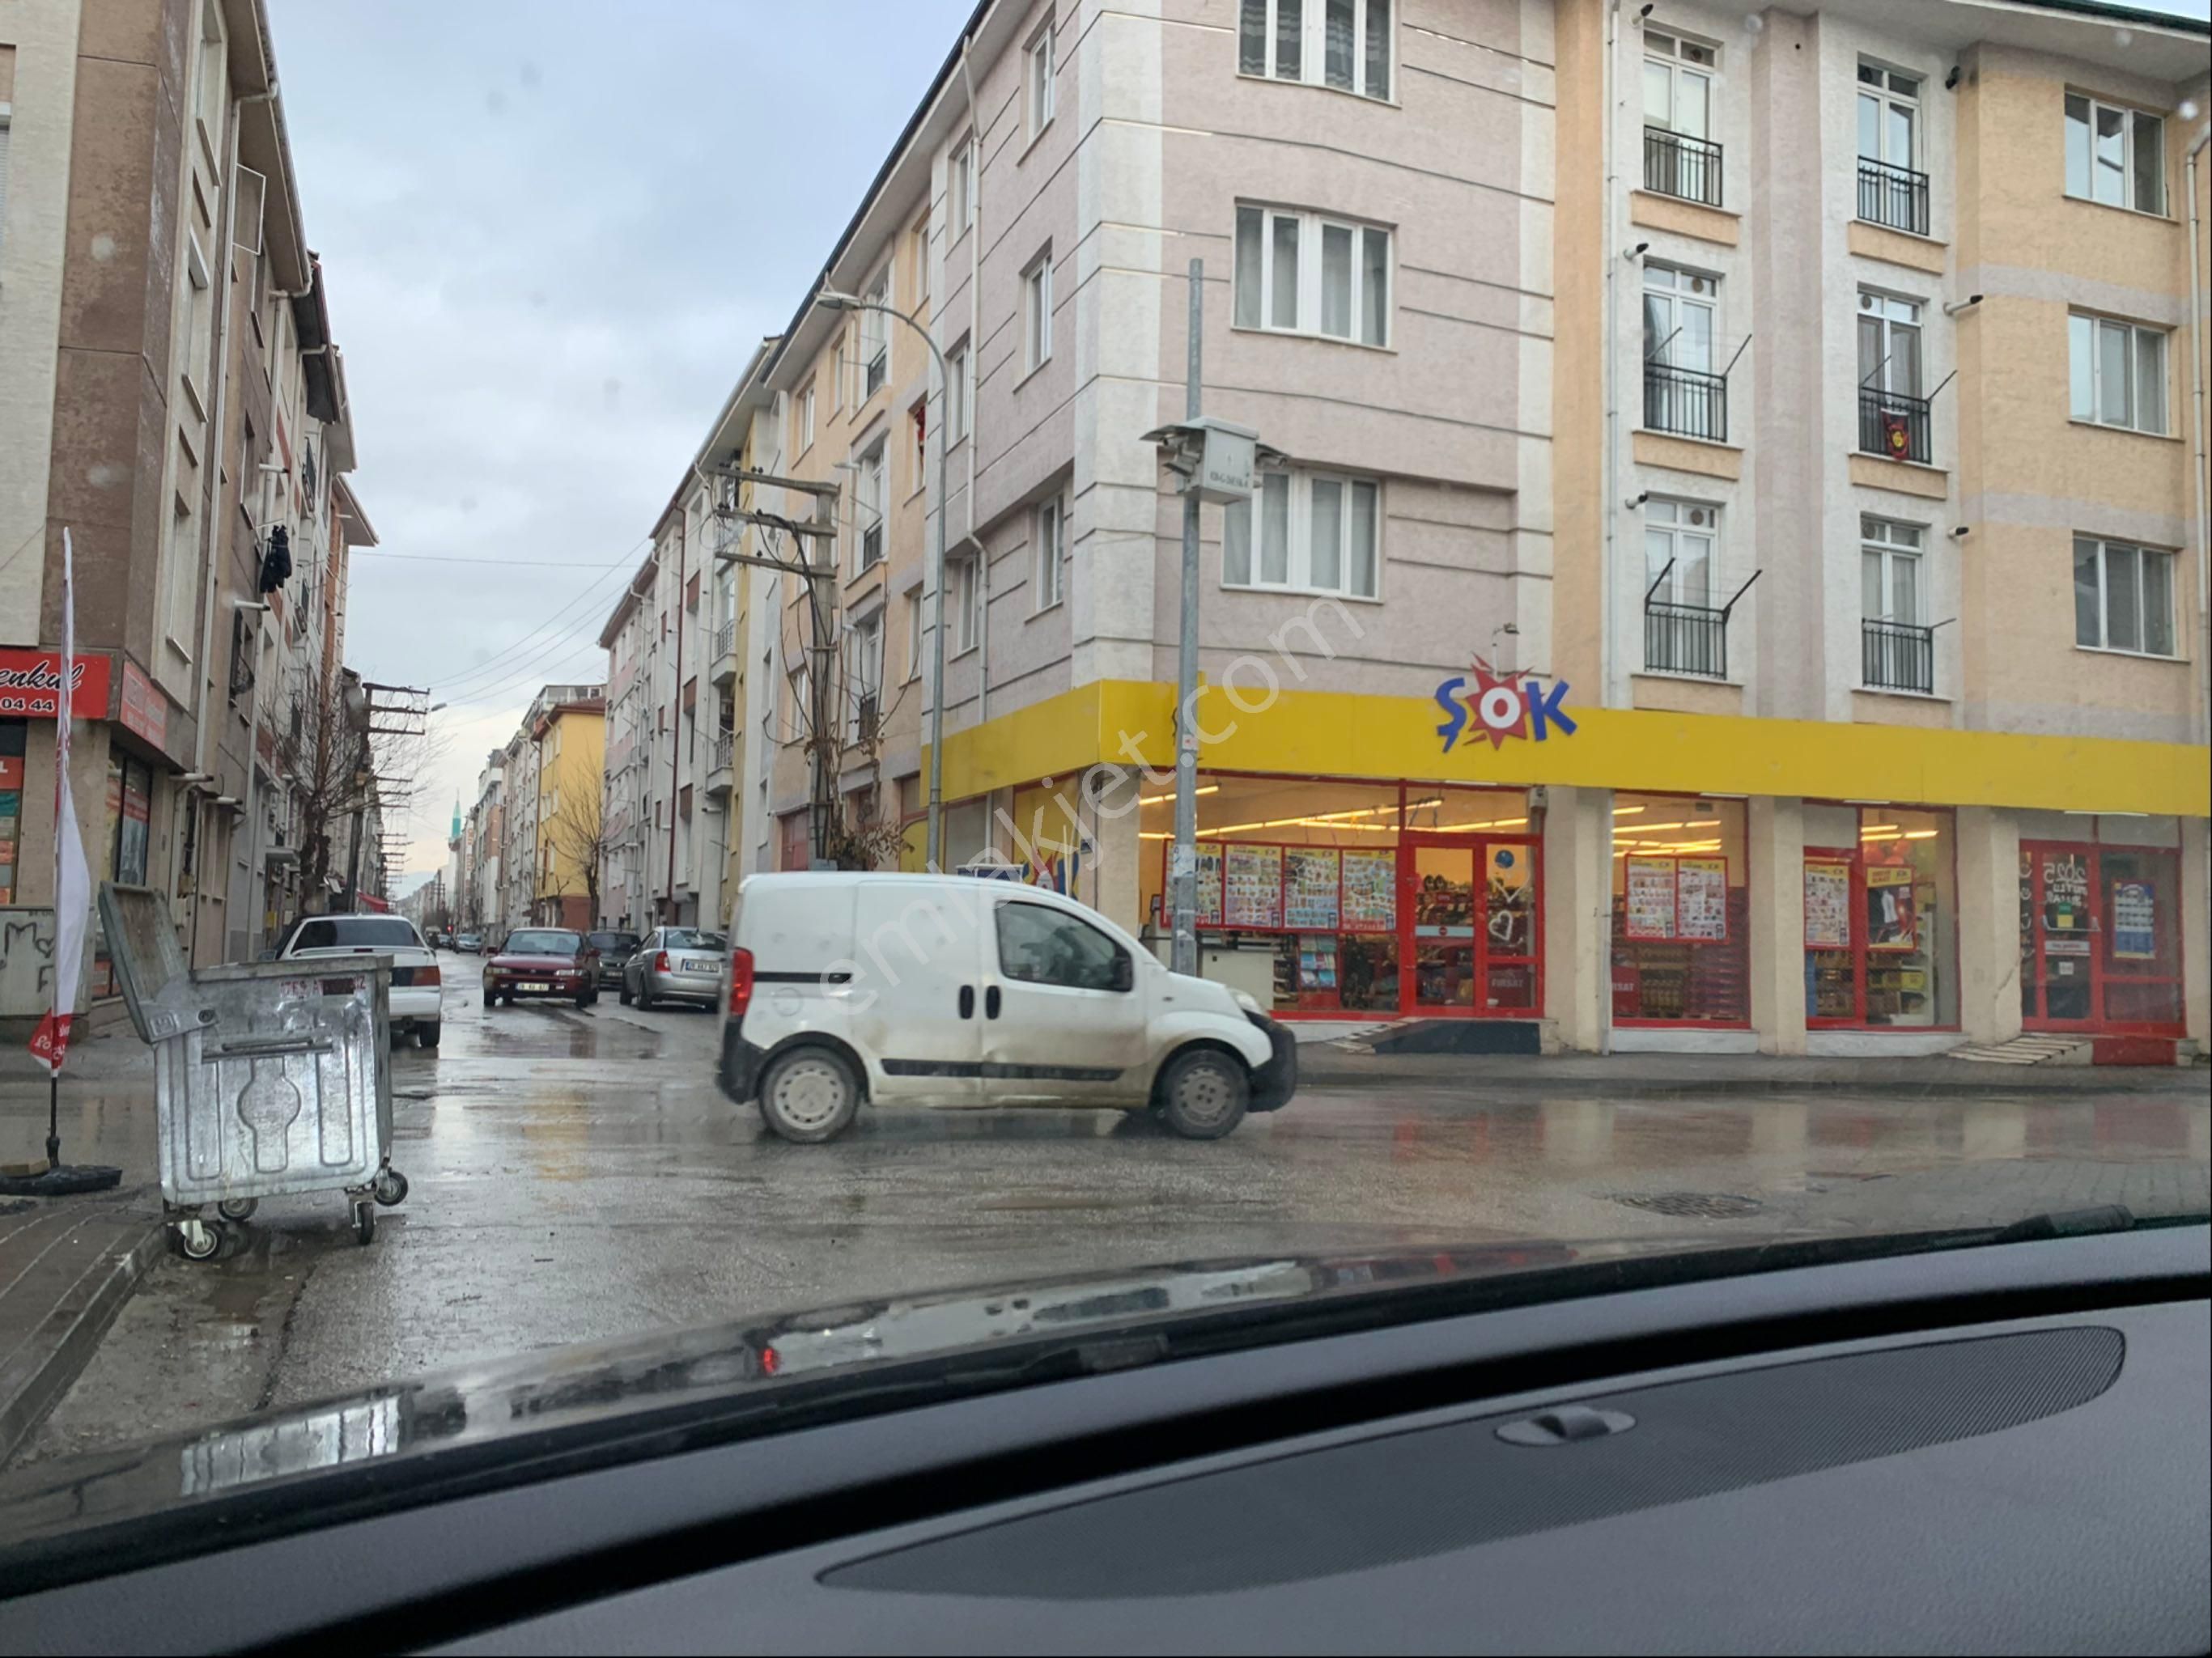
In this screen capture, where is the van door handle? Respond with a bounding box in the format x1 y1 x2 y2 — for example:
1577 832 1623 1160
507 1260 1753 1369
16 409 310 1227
986 986 1002 1020
958 986 975 1020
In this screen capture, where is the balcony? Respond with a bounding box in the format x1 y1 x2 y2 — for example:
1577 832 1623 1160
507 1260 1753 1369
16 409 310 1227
1862 618 1934 694
1856 158 1930 236
1644 600 1730 679
708 618 737 687
1643 125 1723 208
1644 363 1728 443
1858 388 1932 465
706 729 736 795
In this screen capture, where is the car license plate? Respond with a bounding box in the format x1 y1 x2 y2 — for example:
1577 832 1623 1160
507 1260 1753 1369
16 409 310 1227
520 981 550 992
683 958 715 973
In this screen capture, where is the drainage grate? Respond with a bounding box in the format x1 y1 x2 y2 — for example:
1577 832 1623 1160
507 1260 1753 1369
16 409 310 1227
1611 1190 1765 1219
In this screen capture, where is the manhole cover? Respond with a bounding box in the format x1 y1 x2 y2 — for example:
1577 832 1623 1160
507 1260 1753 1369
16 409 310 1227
1611 1191 1765 1219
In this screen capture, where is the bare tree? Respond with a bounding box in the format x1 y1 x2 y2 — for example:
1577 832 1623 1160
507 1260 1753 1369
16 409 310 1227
277 666 441 917
546 781 609 922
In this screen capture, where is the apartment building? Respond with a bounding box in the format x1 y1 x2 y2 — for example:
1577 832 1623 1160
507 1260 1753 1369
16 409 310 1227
489 684 603 933
692 0 2206 1058
1 0 373 1027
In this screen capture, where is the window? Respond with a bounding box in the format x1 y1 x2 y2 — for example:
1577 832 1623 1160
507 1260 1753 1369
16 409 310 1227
1222 469 1380 599
995 901 1130 991
181 232 213 412
2074 536 2176 657
949 553 981 653
2066 94 2163 214
1860 516 1923 624
911 217 930 301
2069 314 2167 435
1857 289 1928 460
909 399 928 488
1025 17 1056 139
1233 205 1390 347
945 338 971 443
1855 61 1919 169
853 442 886 571
846 612 883 741
1240 0 1393 102
860 270 889 397
194 1 227 155
164 468 199 659
1023 249 1053 373
1643 499 1716 611
1642 265 1724 439
1033 496 1065 611
0 109 12 266
833 325 851 409
1643 30 1714 138
796 383 816 452
949 137 975 233
905 589 923 680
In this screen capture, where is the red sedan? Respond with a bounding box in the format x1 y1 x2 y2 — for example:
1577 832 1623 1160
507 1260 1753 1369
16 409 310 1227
482 928 601 1009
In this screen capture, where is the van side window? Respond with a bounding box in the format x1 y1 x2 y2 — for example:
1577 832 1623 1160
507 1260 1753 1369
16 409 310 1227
995 902 1129 992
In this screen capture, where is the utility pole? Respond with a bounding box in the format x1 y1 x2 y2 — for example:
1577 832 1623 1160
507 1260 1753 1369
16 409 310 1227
1170 259 1204 977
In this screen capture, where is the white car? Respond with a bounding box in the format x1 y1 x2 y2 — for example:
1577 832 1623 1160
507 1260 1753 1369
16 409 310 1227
716 872 1297 1143
276 914 444 1048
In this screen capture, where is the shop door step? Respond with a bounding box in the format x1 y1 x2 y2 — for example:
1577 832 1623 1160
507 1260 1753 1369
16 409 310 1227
2089 1035 2181 1067
1946 1034 2095 1066
1347 1019 1543 1057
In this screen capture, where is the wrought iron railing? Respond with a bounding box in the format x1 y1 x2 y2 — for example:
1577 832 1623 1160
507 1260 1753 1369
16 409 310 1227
1858 388 1932 464
1644 600 1730 679
1856 157 1930 235
1862 618 1934 693
1644 125 1723 207
1644 363 1729 443
714 620 735 661
711 731 735 774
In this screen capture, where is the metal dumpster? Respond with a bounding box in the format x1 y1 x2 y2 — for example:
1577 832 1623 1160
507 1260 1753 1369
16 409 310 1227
98 884 410 1260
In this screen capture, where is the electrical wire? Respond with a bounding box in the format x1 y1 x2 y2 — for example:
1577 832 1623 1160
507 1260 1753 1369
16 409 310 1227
385 537 644 701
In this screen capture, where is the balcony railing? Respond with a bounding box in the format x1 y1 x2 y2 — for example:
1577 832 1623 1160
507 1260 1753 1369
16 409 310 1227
1862 618 1934 694
1643 125 1723 208
1858 388 1932 464
714 620 735 660
1644 363 1729 443
860 523 884 571
1644 600 1730 679
711 731 735 774
1856 157 1930 235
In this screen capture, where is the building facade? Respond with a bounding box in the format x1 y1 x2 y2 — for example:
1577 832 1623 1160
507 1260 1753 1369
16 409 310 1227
1 0 372 1031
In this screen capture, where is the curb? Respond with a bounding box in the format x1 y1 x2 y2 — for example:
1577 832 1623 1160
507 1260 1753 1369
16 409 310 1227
1293 1062 2203 1098
0 1206 164 1468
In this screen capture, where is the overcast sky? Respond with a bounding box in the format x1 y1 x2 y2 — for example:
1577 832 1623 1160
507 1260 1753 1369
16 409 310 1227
269 0 2209 890
268 0 978 885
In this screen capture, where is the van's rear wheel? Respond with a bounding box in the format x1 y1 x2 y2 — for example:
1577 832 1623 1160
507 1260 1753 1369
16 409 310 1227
758 1046 861 1143
1157 1048 1250 1140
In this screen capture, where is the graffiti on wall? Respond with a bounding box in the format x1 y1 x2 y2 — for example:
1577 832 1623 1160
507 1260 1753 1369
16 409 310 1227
0 910 60 1019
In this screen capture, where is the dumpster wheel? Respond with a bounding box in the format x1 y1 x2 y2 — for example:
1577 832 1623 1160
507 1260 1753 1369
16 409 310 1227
353 1199 376 1246
372 1168 409 1207
173 1219 222 1262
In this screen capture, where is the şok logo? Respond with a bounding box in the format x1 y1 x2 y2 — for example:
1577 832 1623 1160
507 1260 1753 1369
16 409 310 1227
1433 657 1576 754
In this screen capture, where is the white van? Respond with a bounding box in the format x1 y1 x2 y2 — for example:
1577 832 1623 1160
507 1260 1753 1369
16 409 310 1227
716 872 1297 1143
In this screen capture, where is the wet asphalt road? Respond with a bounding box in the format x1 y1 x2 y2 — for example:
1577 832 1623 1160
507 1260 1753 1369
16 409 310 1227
19 953 2212 1464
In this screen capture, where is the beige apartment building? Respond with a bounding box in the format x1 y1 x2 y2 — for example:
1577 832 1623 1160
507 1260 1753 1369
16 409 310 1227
2 0 373 1030
660 0 2208 1060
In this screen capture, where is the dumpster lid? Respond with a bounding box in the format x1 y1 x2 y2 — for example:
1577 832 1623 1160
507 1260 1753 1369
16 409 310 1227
96 884 196 1042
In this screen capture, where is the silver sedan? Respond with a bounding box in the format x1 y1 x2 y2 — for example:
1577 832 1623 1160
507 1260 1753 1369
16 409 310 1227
620 927 728 1011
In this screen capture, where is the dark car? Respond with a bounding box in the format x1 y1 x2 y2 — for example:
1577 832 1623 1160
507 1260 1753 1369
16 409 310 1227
586 930 642 988
482 928 600 1009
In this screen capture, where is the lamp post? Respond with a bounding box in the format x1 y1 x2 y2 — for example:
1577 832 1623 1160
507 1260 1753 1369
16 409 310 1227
813 288 951 869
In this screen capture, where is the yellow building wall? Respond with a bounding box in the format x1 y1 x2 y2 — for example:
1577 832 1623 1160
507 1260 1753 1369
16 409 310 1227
537 708 605 908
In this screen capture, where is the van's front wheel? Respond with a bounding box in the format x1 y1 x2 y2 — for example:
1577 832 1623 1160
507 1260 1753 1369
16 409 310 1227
758 1046 862 1143
1157 1048 1250 1139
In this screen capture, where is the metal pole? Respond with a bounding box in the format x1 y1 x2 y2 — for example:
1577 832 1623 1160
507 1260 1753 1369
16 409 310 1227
1170 258 1203 977
926 332 950 871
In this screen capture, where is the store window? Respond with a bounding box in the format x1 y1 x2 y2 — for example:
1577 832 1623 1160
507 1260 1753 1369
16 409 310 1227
0 721 23 905
1610 794 1748 1025
1802 804 1959 1028
2019 817 2185 1033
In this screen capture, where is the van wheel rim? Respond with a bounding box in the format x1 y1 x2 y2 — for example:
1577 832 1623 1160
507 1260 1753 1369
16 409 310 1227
1175 1066 1234 1126
772 1060 848 1131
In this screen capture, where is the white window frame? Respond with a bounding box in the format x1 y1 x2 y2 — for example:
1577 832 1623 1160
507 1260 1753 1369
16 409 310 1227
163 477 199 662
1025 17 1056 142
1855 287 1923 398
797 383 816 453
911 215 930 301
845 611 884 741
948 553 982 655
1641 261 1718 374
1032 495 1065 613
949 136 975 234
1858 515 1925 625
2065 92 2165 215
1022 248 1053 375
180 232 214 415
1641 498 1718 612
860 269 889 398
905 589 924 681
1233 203 1392 348
1854 59 1920 171
2074 536 2178 658
1238 0 1396 104
1641 28 1716 138
1221 468 1382 600
2068 312 2167 436
945 337 971 443
853 439 887 573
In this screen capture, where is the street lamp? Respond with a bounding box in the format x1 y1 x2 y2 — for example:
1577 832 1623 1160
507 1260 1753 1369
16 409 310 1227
814 286 951 870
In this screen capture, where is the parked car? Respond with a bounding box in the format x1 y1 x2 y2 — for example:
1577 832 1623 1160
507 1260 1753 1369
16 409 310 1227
622 927 725 1010
716 873 1297 1143
274 913 444 1048
456 932 483 954
587 930 642 990
430 929 454 950
483 929 600 1009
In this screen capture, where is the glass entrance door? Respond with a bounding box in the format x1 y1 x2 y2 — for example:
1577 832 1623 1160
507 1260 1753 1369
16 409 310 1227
2022 842 2184 1033
1404 837 1539 1016
2022 843 2098 1027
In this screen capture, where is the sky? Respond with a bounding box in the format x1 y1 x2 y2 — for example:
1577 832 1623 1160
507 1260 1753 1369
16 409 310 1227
266 0 979 879
271 0 2210 882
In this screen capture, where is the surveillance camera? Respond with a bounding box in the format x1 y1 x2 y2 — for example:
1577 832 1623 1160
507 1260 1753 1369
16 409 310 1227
1949 525 1972 538
1639 2 1654 14
1628 491 1651 509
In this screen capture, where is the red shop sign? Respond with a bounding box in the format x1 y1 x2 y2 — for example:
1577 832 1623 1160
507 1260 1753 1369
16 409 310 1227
0 648 112 720
118 659 169 749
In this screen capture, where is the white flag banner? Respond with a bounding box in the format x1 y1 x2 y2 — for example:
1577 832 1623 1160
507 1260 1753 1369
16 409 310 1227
29 528 92 1076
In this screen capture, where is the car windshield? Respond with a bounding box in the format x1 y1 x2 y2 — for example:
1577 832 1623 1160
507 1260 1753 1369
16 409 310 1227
287 918 420 952
660 930 724 951
3 0 2205 1579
